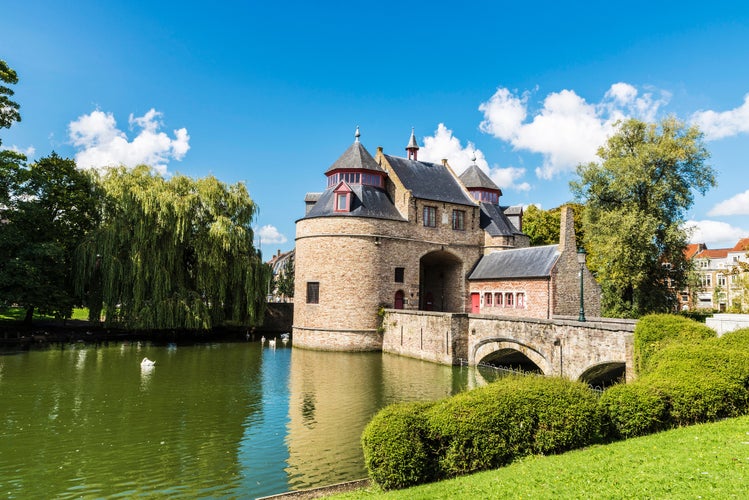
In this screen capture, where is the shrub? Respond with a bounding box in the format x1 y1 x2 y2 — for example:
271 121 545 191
634 314 716 375
720 327 749 350
361 401 436 490
643 342 749 425
362 376 602 490
599 383 670 438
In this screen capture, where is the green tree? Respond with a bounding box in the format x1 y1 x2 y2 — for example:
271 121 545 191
523 204 585 246
275 255 295 300
77 166 271 330
571 117 716 318
0 59 21 139
0 153 101 323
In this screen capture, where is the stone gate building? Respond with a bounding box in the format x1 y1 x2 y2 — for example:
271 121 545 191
293 128 601 351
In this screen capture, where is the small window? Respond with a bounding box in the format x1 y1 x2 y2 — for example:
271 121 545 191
505 292 514 307
423 206 437 227
335 193 349 211
452 210 465 231
306 282 320 304
394 267 405 283
701 274 712 288
494 292 502 307
516 293 525 308
484 292 492 307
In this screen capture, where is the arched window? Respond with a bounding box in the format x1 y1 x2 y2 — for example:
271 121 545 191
484 292 492 307
505 292 514 307
494 292 502 307
516 292 525 308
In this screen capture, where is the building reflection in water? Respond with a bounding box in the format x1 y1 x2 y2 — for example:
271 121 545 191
284 348 484 489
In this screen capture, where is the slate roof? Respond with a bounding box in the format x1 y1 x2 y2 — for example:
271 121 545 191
305 192 321 203
469 245 560 280
384 155 476 206
480 202 524 237
325 141 385 174
459 165 502 193
502 205 523 216
301 183 405 222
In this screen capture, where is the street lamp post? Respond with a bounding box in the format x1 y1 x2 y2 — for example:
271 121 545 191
577 248 587 322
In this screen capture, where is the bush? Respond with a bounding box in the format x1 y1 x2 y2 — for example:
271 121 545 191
361 401 436 490
634 314 716 375
720 327 749 350
642 342 749 425
362 376 602 490
599 383 670 438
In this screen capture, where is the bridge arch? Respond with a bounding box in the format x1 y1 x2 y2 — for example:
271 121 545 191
577 361 626 389
419 250 464 312
473 339 552 375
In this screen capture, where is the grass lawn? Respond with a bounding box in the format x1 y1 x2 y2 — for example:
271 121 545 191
333 415 749 499
0 307 90 322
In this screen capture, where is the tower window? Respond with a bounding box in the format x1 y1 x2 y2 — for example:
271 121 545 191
452 210 465 231
394 267 405 283
423 206 437 227
306 282 320 304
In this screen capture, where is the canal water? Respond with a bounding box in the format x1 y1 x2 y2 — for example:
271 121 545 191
0 341 493 498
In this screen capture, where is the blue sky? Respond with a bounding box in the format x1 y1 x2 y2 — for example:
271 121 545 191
3 1 749 254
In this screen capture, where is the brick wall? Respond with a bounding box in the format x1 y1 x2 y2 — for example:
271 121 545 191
469 278 552 319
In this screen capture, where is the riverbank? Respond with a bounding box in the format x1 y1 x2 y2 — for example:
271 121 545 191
326 414 749 499
0 302 293 348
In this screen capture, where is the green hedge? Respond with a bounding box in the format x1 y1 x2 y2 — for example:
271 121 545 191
362 376 601 490
633 314 716 375
599 383 669 438
361 401 436 491
720 327 749 350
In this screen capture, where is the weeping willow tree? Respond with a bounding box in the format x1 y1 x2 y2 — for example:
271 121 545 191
77 166 271 330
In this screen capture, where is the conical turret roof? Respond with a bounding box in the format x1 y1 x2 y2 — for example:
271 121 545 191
459 164 501 193
325 140 385 174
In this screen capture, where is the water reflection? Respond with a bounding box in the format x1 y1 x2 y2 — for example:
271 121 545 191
1 342 490 498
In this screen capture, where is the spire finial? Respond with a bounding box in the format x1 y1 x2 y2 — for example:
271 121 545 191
471 151 477 164
355 125 360 143
406 127 420 160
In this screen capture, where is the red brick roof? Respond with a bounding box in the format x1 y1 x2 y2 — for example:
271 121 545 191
732 238 749 252
696 248 729 259
684 243 705 260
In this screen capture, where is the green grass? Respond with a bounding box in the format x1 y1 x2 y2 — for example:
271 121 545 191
333 415 749 499
0 307 89 322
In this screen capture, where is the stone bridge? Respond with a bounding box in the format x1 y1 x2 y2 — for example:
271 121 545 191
381 310 636 385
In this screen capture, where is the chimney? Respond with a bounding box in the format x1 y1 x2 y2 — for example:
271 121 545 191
558 205 577 253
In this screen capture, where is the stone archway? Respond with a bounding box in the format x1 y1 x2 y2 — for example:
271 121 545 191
473 339 552 375
578 362 626 389
419 250 463 312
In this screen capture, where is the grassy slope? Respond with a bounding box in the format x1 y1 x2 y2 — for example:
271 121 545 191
334 415 749 499
0 307 89 322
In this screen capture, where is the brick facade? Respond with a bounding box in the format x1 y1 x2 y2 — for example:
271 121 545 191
293 135 602 352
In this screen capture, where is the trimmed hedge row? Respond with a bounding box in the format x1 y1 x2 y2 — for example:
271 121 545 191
362 376 601 490
602 319 749 438
633 313 716 375
362 316 749 491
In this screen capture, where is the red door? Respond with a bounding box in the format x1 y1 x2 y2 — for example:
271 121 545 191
471 293 480 313
394 290 404 309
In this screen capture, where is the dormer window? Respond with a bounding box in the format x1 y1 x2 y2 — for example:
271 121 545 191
333 182 353 212
468 189 499 205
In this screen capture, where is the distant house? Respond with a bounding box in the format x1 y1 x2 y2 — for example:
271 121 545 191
685 238 749 311
292 128 601 352
267 249 295 302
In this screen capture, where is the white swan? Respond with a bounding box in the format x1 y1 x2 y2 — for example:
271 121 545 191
141 357 156 367
268 338 277 348
261 336 266 344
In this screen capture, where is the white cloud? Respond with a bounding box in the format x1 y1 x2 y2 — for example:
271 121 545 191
68 108 190 174
3 144 35 157
691 94 749 140
418 123 531 192
478 83 670 179
708 189 749 216
684 219 748 246
256 225 287 245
